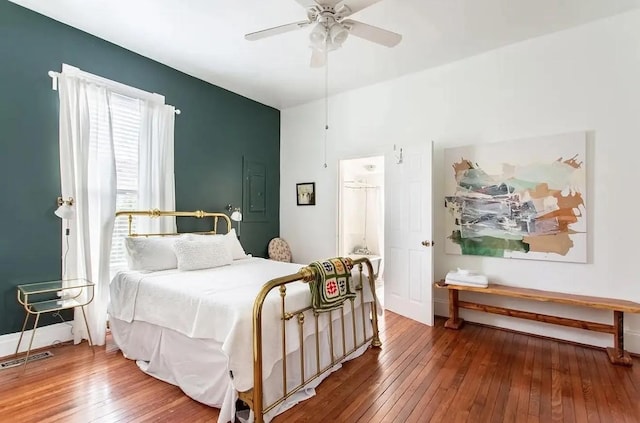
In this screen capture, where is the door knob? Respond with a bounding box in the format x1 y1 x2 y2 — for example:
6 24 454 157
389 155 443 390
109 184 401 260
421 240 433 247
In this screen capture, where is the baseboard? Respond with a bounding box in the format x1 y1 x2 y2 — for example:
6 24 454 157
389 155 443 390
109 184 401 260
0 322 73 359
433 297 640 354
433 296 449 319
625 329 640 354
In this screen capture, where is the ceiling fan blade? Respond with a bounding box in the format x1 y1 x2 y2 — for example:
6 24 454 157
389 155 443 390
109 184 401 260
294 0 341 8
294 0 317 7
310 49 327 68
245 20 311 41
342 19 401 47
338 0 383 17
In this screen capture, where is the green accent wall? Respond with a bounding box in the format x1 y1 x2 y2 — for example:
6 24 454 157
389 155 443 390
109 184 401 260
0 1 280 336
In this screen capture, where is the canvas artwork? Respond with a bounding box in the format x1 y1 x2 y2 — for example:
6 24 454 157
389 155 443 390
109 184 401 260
444 132 587 263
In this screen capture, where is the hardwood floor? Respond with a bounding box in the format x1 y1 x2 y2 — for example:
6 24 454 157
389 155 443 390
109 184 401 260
1 313 638 422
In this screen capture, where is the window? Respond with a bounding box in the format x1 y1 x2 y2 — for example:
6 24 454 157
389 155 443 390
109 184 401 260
109 93 143 277
55 64 176 279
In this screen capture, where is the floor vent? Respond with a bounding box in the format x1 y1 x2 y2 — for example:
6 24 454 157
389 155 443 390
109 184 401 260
0 351 54 369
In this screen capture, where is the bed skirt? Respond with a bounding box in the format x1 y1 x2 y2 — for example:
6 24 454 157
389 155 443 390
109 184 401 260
110 303 373 422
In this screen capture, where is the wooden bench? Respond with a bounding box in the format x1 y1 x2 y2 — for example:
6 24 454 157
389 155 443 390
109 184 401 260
435 281 640 366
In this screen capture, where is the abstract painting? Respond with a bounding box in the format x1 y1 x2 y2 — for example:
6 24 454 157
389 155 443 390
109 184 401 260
444 132 587 263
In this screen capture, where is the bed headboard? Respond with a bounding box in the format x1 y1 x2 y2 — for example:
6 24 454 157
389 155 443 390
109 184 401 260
114 209 232 237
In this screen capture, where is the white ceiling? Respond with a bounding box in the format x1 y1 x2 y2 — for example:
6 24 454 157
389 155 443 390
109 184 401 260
10 0 640 109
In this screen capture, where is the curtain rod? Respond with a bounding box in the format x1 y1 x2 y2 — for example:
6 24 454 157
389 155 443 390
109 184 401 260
48 70 181 115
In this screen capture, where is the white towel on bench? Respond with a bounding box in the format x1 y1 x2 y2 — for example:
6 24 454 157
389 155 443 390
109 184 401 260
445 270 488 288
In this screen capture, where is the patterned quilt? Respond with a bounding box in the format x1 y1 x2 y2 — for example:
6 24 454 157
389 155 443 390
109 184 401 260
308 257 356 312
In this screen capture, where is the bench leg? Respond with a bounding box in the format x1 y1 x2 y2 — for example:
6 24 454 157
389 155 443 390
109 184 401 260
606 311 632 366
444 289 464 329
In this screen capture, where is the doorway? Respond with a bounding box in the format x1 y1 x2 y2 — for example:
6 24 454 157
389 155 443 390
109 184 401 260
338 156 385 302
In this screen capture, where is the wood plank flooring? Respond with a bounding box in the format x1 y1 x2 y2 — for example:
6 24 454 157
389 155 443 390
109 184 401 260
0 313 638 422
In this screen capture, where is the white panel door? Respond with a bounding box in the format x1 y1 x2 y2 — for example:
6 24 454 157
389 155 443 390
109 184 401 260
384 142 434 325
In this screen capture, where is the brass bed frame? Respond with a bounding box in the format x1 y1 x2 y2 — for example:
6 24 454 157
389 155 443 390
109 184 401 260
115 209 232 237
115 210 381 423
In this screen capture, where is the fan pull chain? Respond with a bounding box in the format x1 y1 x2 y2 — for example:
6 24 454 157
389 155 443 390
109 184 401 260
323 39 328 169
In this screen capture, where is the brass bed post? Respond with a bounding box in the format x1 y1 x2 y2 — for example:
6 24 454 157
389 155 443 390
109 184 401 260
279 285 288 399
363 259 381 347
340 308 347 358
328 309 335 364
314 312 320 375
350 298 357 349
298 312 305 387
358 263 367 342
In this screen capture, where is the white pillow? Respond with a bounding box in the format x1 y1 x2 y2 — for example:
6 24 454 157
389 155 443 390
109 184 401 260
224 228 248 260
124 236 179 271
183 230 247 260
173 237 233 271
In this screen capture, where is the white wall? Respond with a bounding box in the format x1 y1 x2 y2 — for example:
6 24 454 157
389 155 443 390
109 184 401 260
280 10 640 352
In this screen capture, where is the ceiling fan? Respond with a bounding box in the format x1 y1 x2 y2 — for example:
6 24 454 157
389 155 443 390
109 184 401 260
245 0 402 67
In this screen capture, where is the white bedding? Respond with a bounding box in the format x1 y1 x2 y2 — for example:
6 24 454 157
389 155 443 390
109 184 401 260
108 257 377 393
110 307 372 423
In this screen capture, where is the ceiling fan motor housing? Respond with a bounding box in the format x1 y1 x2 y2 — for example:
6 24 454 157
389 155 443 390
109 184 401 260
309 4 351 23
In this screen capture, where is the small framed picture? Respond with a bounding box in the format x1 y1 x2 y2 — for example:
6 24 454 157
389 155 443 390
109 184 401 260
296 182 316 206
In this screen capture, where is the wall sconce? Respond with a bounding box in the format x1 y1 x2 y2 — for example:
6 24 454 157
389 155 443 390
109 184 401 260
226 204 243 236
55 197 75 220
230 208 242 222
55 197 74 279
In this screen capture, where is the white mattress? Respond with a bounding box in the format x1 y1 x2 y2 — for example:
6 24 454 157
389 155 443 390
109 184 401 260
108 257 377 421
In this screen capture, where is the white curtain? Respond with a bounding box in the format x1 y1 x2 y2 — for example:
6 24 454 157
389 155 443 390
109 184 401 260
138 101 176 234
58 74 116 346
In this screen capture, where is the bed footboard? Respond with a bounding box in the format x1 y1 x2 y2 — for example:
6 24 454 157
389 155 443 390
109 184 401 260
239 257 381 423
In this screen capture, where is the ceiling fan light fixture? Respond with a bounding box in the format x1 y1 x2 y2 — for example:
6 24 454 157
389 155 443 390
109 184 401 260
328 22 349 47
309 22 327 48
